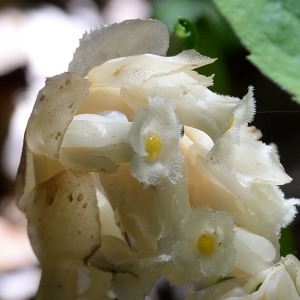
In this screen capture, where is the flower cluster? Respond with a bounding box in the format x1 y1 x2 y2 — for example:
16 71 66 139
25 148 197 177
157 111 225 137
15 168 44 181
16 19 299 300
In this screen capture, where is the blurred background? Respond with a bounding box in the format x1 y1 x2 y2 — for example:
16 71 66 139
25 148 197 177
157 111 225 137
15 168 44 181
0 0 299 299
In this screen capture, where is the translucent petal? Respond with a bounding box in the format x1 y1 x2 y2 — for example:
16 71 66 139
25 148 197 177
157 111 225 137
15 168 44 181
129 95 184 185
209 126 292 187
87 50 214 87
233 227 276 276
62 114 131 148
69 19 170 76
59 114 133 171
121 83 240 140
182 128 298 243
173 207 235 279
26 72 89 158
26 170 101 265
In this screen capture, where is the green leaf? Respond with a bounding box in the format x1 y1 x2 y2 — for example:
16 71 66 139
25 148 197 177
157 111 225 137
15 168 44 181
280 227 297 257
212 0 300 103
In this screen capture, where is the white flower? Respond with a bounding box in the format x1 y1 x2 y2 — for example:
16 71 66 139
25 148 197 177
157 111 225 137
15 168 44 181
181 124 299 246
129 95 184 185
249 254 300 299
15 18 300 300
172 207 235 279
190 255 300 300
86 48 239 141
207 87 292 188
226 254 300 300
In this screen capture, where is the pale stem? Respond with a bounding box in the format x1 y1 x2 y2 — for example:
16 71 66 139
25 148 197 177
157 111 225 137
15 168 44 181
36 262 89 300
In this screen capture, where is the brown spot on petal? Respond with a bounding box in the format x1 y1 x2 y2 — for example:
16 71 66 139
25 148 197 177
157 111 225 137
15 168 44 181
46 195 55 205
77 193 83 201
113 65 126 77
68 193 73 202
39 94 46 101
54 131 62 140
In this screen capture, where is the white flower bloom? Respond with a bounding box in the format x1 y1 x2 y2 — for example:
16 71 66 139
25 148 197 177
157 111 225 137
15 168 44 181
86 49 243 141
191 255 300 300
181 125 299 245
208 88 292 188
226 254 300 300
172 207 235 279
15 18 300 300
129 95 184 185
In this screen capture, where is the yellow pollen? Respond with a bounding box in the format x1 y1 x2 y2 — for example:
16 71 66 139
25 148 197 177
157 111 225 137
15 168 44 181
226 115 235 131
145 133 161 161
197 233 215 255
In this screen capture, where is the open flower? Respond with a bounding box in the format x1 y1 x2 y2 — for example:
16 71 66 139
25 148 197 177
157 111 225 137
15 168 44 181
172 207 235 279
129 95 184 185
207 87 292 188
181 124 299 247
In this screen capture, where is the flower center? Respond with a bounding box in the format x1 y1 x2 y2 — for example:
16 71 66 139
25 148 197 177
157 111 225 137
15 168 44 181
197 233 215 255
145 133 161 161
226 115 235 131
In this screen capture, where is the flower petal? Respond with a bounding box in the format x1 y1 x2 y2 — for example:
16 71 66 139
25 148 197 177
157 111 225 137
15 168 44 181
69 19 170 76
59 114 133 172
87 50 214 88
129 95 184 185
232 227 276 276
182 128 299 243
26 72 89 159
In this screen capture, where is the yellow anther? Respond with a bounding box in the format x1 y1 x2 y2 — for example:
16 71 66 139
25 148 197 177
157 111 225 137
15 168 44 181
197 233 215 255
145 133 161 161
226 115 235 131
